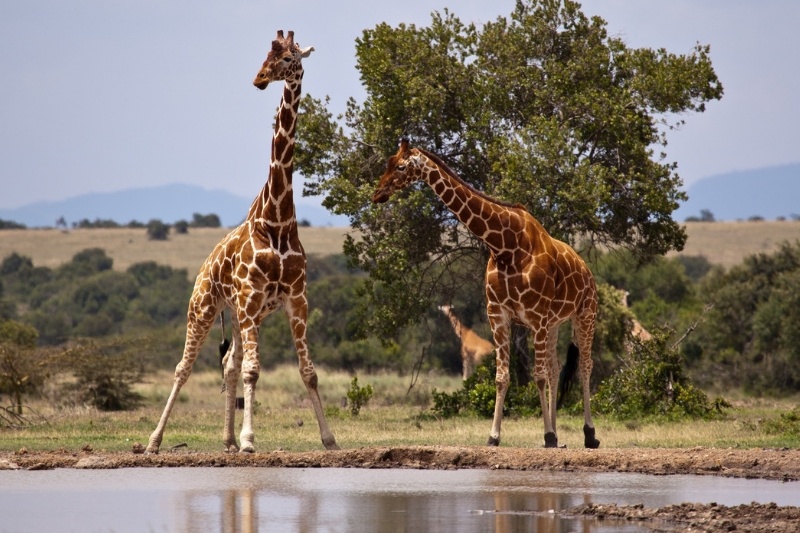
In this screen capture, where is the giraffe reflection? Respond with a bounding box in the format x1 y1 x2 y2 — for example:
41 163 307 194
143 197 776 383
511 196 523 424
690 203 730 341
373 140 600 449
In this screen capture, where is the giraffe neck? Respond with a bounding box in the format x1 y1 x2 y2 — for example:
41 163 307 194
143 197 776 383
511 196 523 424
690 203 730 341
444 309 465 339
248 71 303 230
417 150 518 256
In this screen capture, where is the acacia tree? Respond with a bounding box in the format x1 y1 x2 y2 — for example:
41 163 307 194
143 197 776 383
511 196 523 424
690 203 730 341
296 0 722 338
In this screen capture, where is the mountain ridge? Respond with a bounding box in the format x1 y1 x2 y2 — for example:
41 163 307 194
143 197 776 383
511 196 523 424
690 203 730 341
0 183 348 228
674 162 800 222
2 162 798 228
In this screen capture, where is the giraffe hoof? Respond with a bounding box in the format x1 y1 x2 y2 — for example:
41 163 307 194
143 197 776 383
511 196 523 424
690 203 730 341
323 438 341 451
239 440 255 453
544 432 558 448
487 436 500 447
583 425 600 449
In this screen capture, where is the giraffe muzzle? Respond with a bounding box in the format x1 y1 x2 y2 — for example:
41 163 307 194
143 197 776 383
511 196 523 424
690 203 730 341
371 189 391 204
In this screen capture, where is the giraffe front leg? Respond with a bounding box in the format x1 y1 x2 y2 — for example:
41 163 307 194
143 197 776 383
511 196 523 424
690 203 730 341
146 317 208 454
238 324 260 454
146 366 187 454
487 310 509 446
287 294 339 450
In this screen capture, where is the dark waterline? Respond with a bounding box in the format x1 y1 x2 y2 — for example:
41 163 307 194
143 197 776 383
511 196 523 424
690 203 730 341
1 467 797 533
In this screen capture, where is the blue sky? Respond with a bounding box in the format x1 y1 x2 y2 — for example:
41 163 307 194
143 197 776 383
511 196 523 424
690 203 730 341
2 1 798 222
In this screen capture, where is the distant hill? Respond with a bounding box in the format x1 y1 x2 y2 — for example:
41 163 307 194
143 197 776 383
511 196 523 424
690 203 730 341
674 163 800 222
4 163 798 228
0 183 348 228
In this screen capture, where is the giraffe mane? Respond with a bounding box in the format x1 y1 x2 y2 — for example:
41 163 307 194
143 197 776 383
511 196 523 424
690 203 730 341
415 147 523 210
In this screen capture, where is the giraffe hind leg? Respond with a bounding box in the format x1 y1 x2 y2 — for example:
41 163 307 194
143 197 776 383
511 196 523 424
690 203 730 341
573 317 600 449
223 317 243 452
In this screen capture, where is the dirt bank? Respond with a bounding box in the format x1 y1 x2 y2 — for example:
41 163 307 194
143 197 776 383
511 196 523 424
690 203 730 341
2 445 798 532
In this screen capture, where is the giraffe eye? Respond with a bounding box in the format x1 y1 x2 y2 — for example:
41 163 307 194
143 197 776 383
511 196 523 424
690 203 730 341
396 164 406 171
282 57 292 62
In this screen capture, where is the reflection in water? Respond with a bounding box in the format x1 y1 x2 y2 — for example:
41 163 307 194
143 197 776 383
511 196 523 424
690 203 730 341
1 467 797 533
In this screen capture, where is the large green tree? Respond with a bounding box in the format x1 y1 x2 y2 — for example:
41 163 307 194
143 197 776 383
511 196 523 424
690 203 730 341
296 0 722 338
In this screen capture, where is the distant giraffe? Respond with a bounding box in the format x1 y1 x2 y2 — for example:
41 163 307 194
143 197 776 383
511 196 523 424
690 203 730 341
619 289 652 345
146 31 338 454
373 140 600 449
438 305 494 380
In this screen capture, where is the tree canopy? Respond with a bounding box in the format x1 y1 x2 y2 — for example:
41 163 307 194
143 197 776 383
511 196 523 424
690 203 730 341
296 0 722 337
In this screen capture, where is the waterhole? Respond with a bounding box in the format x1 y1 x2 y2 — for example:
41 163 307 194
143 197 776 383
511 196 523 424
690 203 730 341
1 467 796 532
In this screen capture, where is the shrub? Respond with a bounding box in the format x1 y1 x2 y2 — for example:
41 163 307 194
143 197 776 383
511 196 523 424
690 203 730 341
431 357 540 419
61 337 148 411
592 326 728 420
346 376 373 416
146 219 170 241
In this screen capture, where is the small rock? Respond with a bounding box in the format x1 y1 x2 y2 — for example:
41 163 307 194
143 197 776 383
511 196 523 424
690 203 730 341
0 459 21 470
75 456 107 469
131 443 146 454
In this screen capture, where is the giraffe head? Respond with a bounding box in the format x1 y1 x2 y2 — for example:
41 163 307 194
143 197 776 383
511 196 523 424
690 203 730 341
253 30 315 90
372 139 425 204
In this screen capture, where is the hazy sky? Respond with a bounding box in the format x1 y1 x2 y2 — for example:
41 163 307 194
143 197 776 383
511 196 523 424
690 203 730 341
2 1 798 218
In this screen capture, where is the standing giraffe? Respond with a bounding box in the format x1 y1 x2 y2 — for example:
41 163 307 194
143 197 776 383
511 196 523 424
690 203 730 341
373 140 600 449
146 31 339 454
438 305 495 380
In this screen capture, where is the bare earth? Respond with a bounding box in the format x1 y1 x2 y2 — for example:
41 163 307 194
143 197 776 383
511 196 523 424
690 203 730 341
2 445 798 531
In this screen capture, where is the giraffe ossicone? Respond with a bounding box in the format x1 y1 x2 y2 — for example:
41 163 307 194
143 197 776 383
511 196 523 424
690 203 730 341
146 30 339 454
374 139 600 449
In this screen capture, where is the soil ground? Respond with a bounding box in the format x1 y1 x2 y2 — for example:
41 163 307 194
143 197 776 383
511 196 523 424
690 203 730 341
2 445 798 532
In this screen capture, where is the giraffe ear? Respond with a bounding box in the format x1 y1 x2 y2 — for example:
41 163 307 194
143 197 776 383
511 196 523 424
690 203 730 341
299 46 315 58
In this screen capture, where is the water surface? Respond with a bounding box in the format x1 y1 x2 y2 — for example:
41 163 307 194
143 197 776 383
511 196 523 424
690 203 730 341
2 467 796 532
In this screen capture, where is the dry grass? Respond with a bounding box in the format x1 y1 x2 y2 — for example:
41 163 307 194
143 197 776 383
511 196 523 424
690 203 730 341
667 220 800 269
0 226 356 272
2 221 798 273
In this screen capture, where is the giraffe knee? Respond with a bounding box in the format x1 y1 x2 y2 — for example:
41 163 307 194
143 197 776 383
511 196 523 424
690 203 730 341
242 361 260 384
302 370 318 389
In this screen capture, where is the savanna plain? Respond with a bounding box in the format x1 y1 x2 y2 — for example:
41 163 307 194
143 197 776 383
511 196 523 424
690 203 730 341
2 222 800 531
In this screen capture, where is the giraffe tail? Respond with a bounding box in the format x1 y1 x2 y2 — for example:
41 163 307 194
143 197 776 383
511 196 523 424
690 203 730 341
557 342 580 409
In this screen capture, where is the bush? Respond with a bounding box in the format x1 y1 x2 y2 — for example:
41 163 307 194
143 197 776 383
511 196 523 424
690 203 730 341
61 337 148 411
592 327 728 420
0 321 45 413
431 356 540 419
146 219 170 241
346 376 373 416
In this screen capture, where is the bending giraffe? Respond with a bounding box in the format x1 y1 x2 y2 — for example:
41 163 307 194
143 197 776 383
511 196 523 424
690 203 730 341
372 140 600 449
438 305 494 380
619 290 653 342
146 31 339 454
